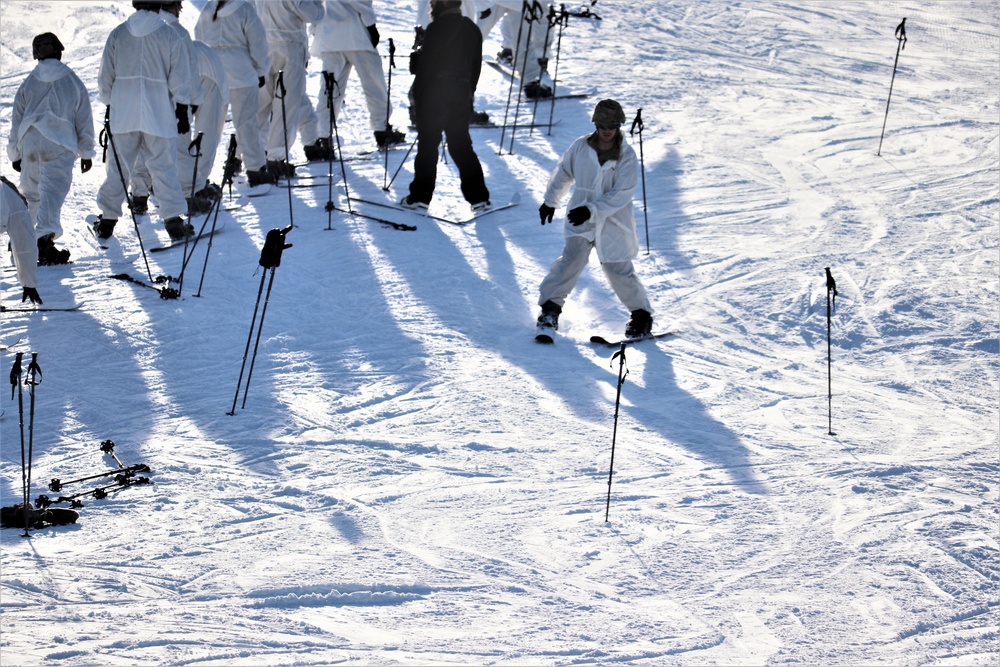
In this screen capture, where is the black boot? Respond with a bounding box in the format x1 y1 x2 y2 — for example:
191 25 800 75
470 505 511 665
164 216 194 241
303 138 334 162
246 167 277 187
131 194 149 215
375 126 405 147
37 234 70 265
93 215 117 240
625 309 653 338
537 300 561 330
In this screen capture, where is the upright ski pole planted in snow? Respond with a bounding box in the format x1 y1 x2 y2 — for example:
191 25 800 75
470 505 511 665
630 108 650 254
605 342 629 522
228 226 293 415
323 71 352 228
10 353 29 535
825 267 838 435
383 38 396 190
101 107 154 282
546 4 570 136
877 18 907 156
274 71 296 229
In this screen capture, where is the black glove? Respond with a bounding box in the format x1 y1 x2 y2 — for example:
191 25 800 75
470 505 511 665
22 286 42 305
367 24 380 48
480 8 492 19
80 158 92 173
258 75 266 88
12 160 21 172
175 104 190 134
567 206 591 225
539 204 555 225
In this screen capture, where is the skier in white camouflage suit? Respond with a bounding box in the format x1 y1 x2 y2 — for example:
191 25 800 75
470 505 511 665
536 99 654 338
93 0 194 241
130 0 210 217
7 32 95 265
1 177 43 304
478 0 551 98
195 0 275 187
255 0 326 171
310 0 406 148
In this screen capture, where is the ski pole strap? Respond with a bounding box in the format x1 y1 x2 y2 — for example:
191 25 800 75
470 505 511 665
611 346 629 383
630 108 643 136
25 353 41 386
388 38 396 68
9 352 23 399
895 17 907 49
275 70 286 99
188 131 204 157
825 267 838 311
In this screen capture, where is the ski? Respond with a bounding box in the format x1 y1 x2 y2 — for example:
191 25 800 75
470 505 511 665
149 218 227 253
535 331 556 344
226 180 273 197
1 304 82 313
351 192 520 226
110 273 179 300
589 331 678 347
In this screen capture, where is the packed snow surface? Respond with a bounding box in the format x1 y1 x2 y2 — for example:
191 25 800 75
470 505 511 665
1 1 997 665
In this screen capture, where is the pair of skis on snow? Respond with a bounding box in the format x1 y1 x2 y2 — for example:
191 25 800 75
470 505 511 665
536 330 676 346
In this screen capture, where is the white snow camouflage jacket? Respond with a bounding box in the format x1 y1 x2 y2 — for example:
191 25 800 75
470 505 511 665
543 133 641 263
7 59 95 162
195 0 271 89
98 9 191 138
311 0 377 55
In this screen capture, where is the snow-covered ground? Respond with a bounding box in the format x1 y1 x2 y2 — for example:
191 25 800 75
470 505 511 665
1 1 997 664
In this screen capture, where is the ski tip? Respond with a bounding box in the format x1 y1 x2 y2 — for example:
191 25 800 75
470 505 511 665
535 333 555 344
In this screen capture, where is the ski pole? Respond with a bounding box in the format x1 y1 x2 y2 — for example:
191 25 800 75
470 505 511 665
383 38 396 191
101 107 154 282
529 5 557 135
178 131 205 294
48 463 151 492
228 226 292 414
274 71 296 232
825 267 838 435
323 71 352 227
547 4 569 136
24 354 41 531
385 136 418 191
605 342 629 522
10 353 29 535
630 108 650 254
507 0 545 155
99 439 127 468
877 18 907 157
498 0 532 155
193 134 239 298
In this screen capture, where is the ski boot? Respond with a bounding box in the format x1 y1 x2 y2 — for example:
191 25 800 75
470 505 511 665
375 125 406 148
37 234 70 265
93 214 117 240
625 309 653 338
399 195 429 212
131 194 149 215
303 137 334 162
164 216 194 241
524 81 553 100
537 300 561 330
266 159 296 180
246 166 277 187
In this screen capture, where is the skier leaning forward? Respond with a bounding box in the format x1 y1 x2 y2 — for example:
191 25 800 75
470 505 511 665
536 99 654 338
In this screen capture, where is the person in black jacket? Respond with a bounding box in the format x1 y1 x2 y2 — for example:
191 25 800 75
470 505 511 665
402 0 490 211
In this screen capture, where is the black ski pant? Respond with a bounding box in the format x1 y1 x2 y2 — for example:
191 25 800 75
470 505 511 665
409 83 489 205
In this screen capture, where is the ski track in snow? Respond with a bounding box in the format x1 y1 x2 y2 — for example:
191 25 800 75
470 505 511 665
1 1 997 665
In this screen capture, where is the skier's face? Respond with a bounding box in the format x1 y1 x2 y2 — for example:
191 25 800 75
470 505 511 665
595 123 620 144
